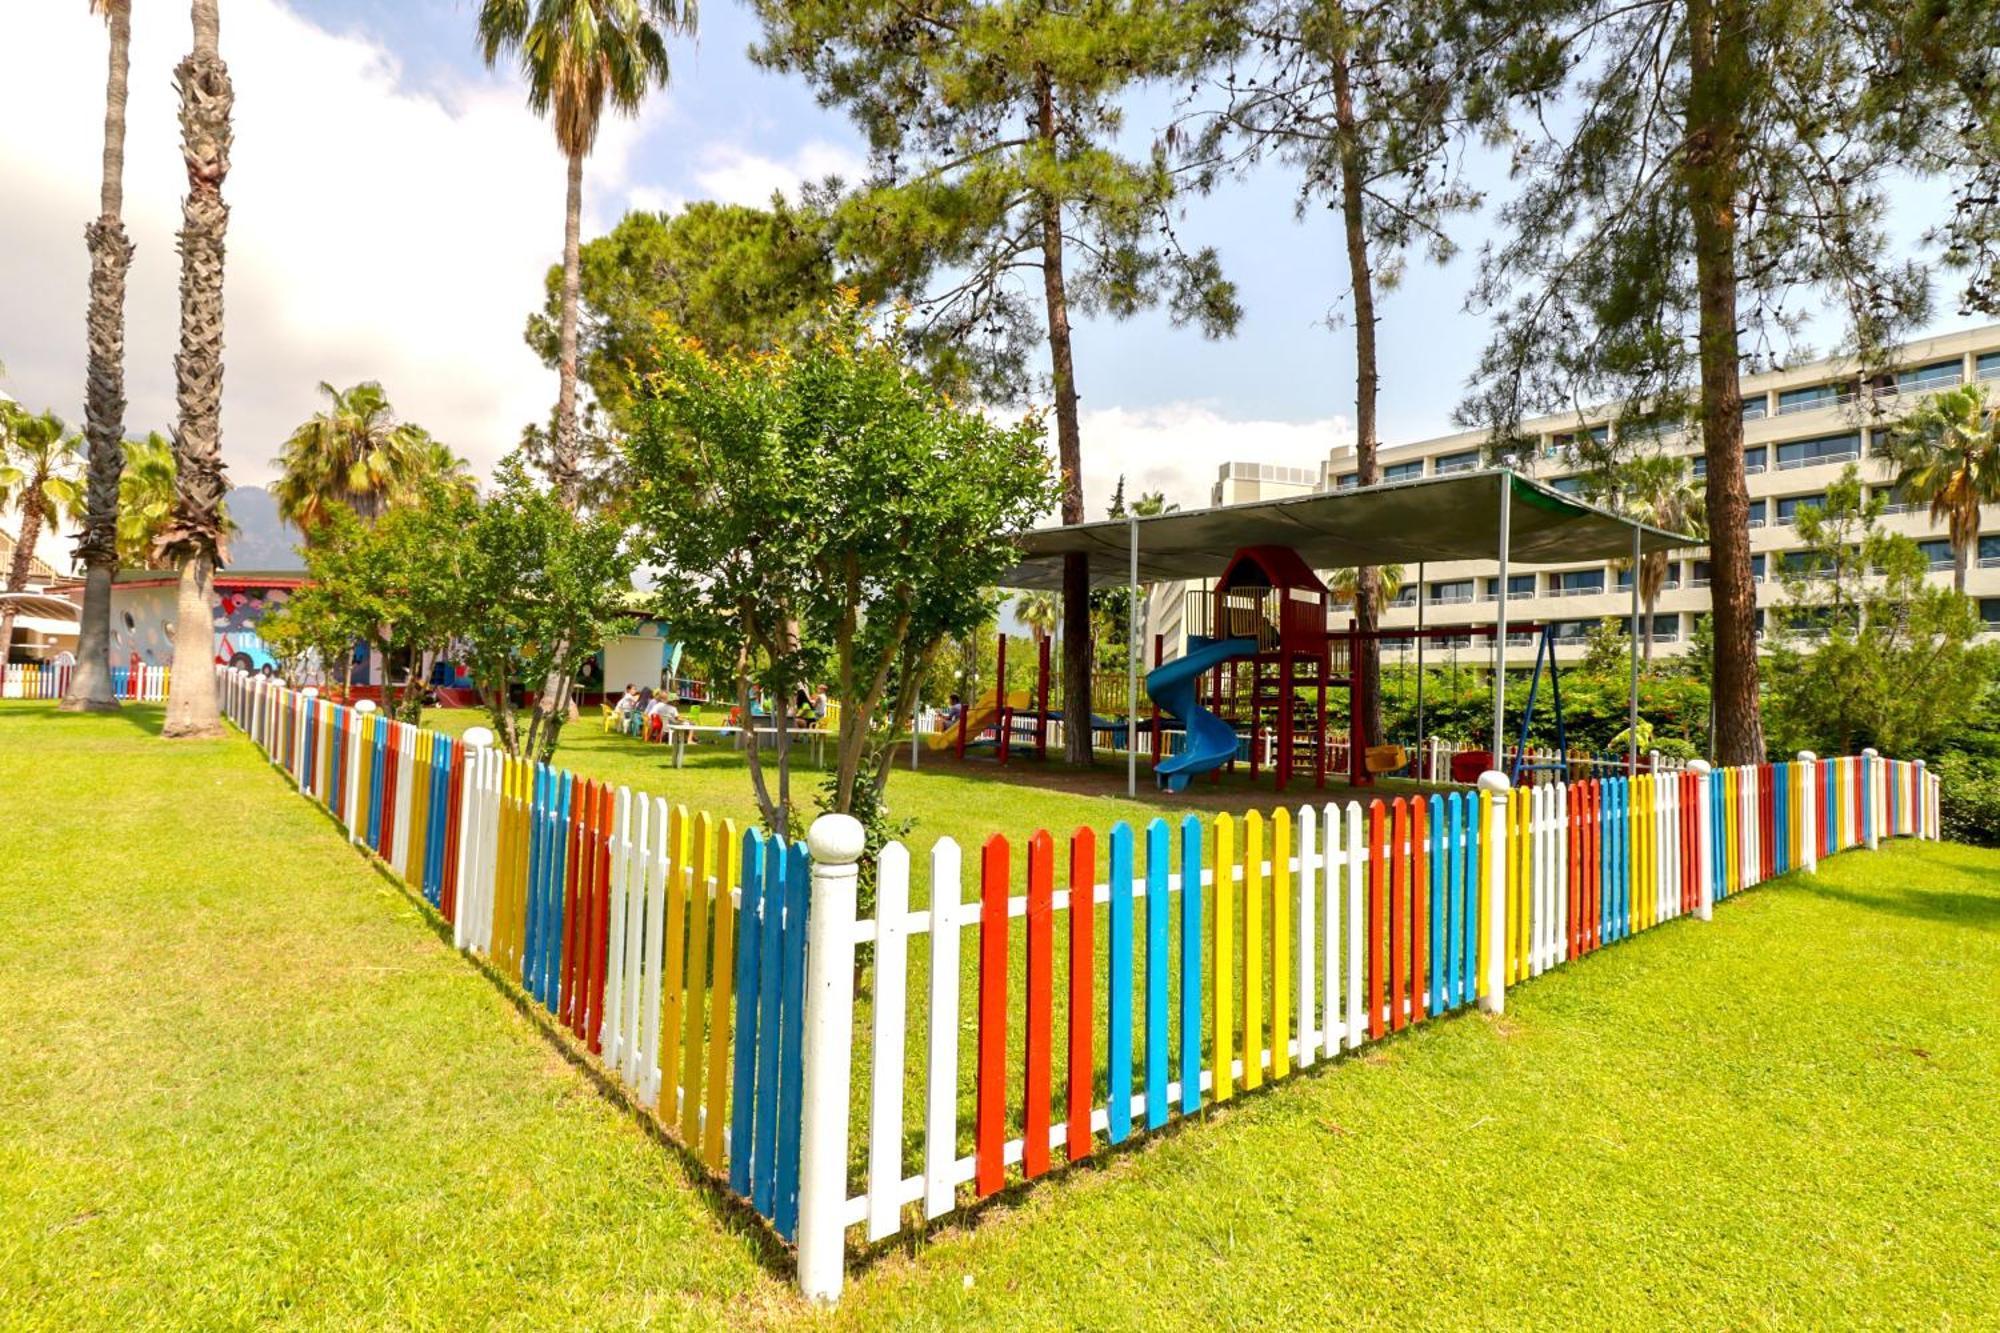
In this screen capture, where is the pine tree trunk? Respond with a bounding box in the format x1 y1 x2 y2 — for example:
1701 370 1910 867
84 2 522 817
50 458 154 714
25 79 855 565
553 149 585 507
1333 49 1384 748
1685 0 1763 766
162 0 232 740
1037 71 1094 768
65 0 133 713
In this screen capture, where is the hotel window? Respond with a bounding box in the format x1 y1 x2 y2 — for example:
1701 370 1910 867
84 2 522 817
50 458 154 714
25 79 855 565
1744 445 1768 474
1742 395 1769 421
1383 460 1425 482
1550 475 1584 495
1335 472 1358 490
1433 448 1481 475
1896 359 1961 392
1390 585 1418 607
1748 499 1768 527
1777 382 1846 414
1979 351 2000 381
1917 539 1954 570
1628 613 1679 641
1557 569 1605 596
1982 535 2000 566
1483 573 1536 600
1776 432 1860 470
1552 619 1594 642
1428 578 1475 605
1775 493 1824 525
1982 598 2000 629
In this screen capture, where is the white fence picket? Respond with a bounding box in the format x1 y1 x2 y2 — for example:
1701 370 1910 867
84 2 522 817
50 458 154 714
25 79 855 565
866 842 912 1242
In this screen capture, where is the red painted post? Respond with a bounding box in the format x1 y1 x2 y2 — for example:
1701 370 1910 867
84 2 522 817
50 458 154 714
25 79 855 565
1410 797 1427 1021
1368 800 1387 1040
1065 828 1095 1163
586 782 614 1054
1023 831 1054 1179
1389 798 1408 1031
975 836 1009 1197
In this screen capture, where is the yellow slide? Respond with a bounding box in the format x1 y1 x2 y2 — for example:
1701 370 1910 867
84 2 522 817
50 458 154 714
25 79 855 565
925 688 1027 749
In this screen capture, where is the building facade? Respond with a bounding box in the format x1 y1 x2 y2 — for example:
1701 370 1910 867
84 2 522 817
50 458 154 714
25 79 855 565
1148 324 2000 665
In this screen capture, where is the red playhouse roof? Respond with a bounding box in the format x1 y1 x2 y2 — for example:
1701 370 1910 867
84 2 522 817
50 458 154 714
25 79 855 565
1215 545 1328 596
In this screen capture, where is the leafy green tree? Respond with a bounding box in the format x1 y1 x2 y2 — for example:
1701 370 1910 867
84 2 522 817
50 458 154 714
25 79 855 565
161 0 235 739
115 431 232 570
752 0 1241 768
1876 382 2000 596
1184 0 1532 748
65 0 136 713
627 298 1057 838
1764 465 1995 758
477 0 695 505
527 198 859 430
0 407 84 662
453 458 637 760
270 381 469 536
1456 0 1996 765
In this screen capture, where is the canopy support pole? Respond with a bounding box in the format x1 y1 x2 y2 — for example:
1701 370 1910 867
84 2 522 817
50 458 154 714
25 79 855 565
1492 471 1511 765
1415 560 1426 773
1628 520 1641 776
1128 514 1139 799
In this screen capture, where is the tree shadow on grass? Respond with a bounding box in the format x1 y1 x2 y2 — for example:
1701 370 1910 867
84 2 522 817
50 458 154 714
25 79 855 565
1796 877 2000 930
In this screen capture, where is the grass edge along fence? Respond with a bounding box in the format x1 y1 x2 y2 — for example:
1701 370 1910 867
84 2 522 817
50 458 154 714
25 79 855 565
215 666 1940 1306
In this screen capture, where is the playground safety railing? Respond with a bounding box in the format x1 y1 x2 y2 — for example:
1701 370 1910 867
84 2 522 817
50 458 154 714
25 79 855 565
214 665 1940 1307
0 661 171 701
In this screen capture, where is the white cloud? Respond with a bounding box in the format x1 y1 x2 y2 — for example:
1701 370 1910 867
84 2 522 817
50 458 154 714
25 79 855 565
0 1 669 497
692 139 866 206
1060 402 1354 519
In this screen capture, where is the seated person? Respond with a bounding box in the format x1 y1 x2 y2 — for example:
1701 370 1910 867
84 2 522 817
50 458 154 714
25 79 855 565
613 684 641 718
811 685 831 721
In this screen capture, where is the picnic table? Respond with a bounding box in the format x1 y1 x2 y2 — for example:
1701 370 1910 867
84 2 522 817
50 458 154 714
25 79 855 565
663 722 829 769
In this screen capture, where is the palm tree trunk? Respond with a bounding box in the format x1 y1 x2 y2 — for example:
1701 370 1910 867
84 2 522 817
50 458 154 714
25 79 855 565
1685 0 1763 766
162 0 233 740
553 148 585 507
0 505 44 663
1036 71 1093 768
1954 534 1970 596
65 0 134 713
1333 48 1384 749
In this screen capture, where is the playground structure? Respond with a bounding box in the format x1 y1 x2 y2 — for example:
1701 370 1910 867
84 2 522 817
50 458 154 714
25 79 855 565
998 468 1699 798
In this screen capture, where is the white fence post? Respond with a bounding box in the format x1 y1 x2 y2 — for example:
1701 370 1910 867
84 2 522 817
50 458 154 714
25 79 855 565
1914 759 1928 840
1797 751 1818 874
796 814 863 1305
1477 770 1510 1016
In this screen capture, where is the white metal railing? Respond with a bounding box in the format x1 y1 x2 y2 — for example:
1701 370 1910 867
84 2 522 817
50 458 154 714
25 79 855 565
1777 449 1859 472
1427 590 1476 605
1776 389 1857 416
1550 583 1608 598
1978 363 2000 383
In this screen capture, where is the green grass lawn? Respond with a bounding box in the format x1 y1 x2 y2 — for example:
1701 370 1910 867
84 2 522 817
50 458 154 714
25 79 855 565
4 701 1999 1327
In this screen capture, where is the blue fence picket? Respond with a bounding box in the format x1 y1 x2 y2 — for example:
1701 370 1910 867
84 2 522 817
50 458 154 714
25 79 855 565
773 840 811 1241
1178 814 1203 1116
751 833 786 1219
1107 822 1134 1145
1144 818 1170 1132
729 828 766 1199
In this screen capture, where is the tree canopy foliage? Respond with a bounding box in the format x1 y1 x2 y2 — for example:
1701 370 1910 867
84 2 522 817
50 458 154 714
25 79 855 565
625 298 1058 841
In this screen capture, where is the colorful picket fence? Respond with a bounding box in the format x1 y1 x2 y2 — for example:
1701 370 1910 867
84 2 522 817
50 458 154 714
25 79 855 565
216 667 812 1242
215 666 1942 1306
0 661 170 701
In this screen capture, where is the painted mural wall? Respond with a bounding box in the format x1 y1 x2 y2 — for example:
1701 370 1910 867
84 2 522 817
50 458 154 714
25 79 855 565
108 581 298 671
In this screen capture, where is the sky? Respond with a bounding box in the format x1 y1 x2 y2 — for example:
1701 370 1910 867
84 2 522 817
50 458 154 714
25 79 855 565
2 0 1991 565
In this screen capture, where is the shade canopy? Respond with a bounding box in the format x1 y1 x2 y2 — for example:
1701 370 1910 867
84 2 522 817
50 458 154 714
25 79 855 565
1001 468 1698 591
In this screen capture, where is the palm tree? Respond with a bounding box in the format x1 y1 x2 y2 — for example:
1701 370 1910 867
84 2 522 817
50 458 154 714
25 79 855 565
1877 383 2000 595
161 0 234 739
271 382 467 535
1017 590 1062 649
63 0 135 713
1331 563 1403 607
117 432 235 570
1606 454 1707 662
0 408 85 662
478 0 695 507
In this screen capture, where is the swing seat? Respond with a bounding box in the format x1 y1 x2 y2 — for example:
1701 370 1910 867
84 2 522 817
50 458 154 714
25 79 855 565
1365 743 1408 775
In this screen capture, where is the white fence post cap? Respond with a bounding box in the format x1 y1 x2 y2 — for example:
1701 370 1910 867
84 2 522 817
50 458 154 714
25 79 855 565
1862 747 1879 758
1797 750 1816 762
1476 770 1511 793
1688 759 1712 774
1914 758 1925 769
354 699 377 714
808 813 866 863
300 686 319 698
462 725 495 749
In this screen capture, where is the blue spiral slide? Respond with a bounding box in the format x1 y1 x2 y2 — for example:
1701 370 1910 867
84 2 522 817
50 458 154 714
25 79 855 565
1147 636 1259 792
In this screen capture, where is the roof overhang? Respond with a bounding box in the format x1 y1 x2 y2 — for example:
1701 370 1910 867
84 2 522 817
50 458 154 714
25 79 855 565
1001 469 1698 591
